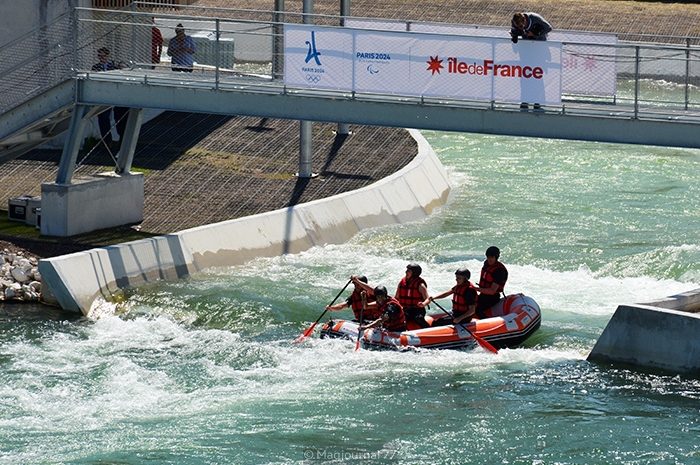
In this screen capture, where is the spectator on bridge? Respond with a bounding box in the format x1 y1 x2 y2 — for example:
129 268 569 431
151 18 163 68
91 47 128 150
510 13 552 111
167 23 196 72
510 12 552 43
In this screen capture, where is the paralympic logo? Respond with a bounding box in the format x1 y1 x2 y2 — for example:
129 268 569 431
305 30 322 66
367 64 379 75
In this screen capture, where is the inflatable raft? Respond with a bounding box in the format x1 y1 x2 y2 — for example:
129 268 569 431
320 293 541 350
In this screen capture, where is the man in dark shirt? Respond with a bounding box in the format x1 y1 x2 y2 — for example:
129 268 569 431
510 12 552 43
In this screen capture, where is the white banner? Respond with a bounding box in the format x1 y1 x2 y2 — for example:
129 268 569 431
551 31 617 96
285 25 562 104
284 25 354 91
346 19 616 97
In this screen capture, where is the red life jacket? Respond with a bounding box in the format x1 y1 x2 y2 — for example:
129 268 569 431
349 289 379 320
396 277 427 308
479 261 508 294
379 297 406 331
452 281 477 316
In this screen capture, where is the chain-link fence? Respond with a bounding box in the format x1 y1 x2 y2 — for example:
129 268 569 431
0 12 74 115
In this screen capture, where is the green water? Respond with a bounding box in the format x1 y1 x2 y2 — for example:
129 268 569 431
1 126 699 464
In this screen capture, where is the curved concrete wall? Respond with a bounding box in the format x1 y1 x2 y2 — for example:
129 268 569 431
39 129 451 315
588 287 700 375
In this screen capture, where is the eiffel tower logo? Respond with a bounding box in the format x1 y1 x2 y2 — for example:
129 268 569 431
305 30 322 66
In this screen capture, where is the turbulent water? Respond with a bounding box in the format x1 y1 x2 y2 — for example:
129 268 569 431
2 119 700 463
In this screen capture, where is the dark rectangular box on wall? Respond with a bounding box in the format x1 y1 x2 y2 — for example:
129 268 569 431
8 196 29 221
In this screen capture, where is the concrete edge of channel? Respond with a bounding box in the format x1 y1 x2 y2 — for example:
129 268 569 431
38 129 452 315
587 287 700 374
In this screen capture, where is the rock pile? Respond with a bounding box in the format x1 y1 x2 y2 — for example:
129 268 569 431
1 249 42 302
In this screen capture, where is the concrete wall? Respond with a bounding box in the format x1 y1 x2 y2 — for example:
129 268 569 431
39 129 451 314
587 287 700 375
41 173 145 237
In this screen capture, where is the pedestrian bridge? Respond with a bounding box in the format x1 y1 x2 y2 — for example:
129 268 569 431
0 4 698 235
2 6 699 164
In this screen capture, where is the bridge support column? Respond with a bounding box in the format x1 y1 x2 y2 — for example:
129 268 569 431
43 103 145 237
337 0 351 136
298 120 314 178
116 108 144 174
56 104 91 184
297 0 316 178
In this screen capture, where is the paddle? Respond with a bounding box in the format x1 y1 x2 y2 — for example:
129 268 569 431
354 291 367 351
294 278 352 344
430 299 498 354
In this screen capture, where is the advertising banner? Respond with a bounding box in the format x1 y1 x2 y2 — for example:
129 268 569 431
347 19 617 97
285 24 562 104
284 25 354 91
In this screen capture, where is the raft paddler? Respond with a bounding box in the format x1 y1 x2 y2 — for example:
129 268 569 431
475 246 509 319
358 286 406 333
422 267 477 324
395 263 430 329
326 275 379 322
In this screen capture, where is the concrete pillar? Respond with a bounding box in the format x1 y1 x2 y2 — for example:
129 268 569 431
337 0 351 136
298 0 314 178
56 104 90 184
298 120 313 178
116 107 144 174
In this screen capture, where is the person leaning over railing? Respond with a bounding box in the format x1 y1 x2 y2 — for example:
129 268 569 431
510 12 552 43
510 12 552 111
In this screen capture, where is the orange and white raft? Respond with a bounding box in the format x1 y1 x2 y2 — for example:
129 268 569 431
320 293 541 350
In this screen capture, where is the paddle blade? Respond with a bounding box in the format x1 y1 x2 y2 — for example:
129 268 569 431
293 322 317 344
354 327 364 352
474 334 498 354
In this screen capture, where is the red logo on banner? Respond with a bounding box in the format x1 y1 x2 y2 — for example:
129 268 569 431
426 56 443 75
427 57 544 79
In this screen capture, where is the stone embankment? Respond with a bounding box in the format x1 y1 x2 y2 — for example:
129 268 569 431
1 249 42 302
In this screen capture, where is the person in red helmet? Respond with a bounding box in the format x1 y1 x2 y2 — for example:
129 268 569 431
475 246 509 319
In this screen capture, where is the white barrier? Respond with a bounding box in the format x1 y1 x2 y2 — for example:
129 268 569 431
39 130 451 315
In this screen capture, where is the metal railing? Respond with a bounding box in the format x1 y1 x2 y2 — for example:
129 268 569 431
2 6 699 124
